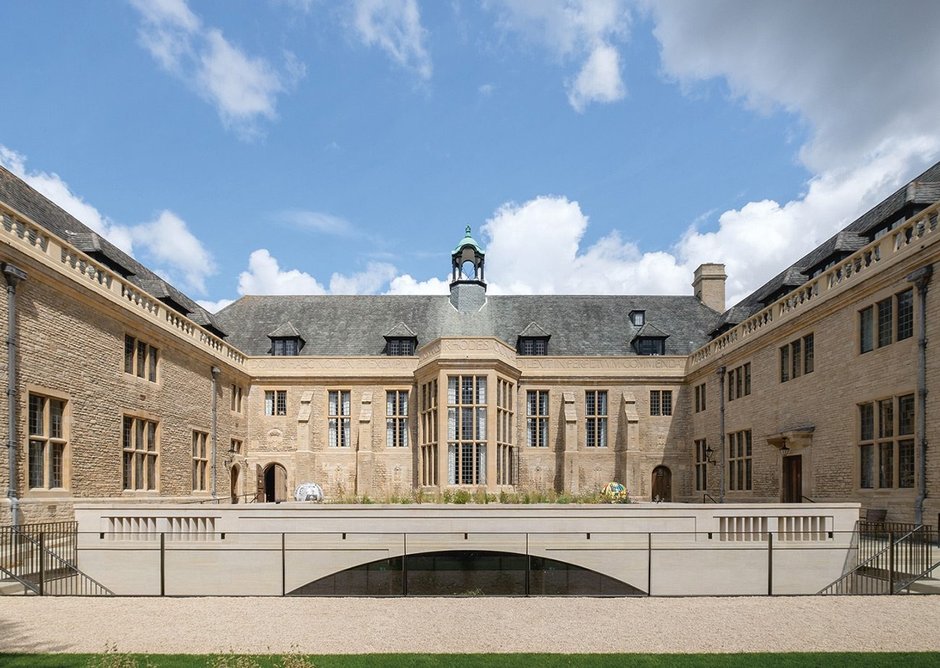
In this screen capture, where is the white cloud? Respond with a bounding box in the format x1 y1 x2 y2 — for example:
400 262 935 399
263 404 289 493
130 210 217 294
386 274 449 295
645 0 940 174
237 249 327 295
329 261 398 294
197 298 234 313
489 0 630 111
278 210 356 236
0 146 216 295
567 43 624 112
352 0 432 80
130 0 303 138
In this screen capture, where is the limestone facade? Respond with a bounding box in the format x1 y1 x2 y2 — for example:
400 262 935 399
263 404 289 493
1 164 939 525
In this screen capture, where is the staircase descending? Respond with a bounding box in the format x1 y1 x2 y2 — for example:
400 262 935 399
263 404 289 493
0 522 113 596
819 521 939 595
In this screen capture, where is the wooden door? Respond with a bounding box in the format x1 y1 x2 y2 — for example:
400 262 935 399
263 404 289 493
782 455 802 503
651 466 672 502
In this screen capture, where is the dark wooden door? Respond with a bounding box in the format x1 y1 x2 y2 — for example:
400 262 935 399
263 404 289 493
782 455 802 503
651 466 672 502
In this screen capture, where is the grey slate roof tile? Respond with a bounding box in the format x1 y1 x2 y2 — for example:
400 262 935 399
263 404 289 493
214 294 721 356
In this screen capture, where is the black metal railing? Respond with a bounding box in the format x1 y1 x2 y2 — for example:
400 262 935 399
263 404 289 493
819 523 937 595
0 523 112 596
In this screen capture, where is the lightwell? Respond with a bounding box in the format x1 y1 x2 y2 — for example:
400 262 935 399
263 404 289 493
288 550 644 596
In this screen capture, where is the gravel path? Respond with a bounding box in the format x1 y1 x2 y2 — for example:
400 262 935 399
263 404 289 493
1 597 939 655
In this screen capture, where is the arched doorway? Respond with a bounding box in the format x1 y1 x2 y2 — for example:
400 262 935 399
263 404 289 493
230 465 241 504
651 465 672 502
263 463 288 502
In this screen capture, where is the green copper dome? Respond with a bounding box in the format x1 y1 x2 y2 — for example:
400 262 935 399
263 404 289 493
452 225 485 255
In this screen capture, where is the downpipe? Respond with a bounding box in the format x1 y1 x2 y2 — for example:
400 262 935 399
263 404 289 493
907 264 932 525
3 263 27 530
717 365 726 503
211 366 220 500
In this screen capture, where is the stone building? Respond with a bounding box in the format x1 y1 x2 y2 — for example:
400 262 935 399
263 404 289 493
1 160 938 526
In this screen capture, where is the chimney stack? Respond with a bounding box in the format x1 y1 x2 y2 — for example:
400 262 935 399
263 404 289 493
692 263 727 312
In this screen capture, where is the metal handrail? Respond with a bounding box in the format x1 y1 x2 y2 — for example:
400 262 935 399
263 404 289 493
0 564 40 595
819 526 925 595
9 531 113 596
702 493 718 503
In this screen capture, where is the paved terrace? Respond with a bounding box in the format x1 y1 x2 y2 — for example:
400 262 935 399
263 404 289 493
1 597 939 654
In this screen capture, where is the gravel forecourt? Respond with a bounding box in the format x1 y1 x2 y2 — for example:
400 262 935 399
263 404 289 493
1 596 940 655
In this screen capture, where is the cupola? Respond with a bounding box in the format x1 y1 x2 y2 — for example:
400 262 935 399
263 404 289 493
449 226 487 312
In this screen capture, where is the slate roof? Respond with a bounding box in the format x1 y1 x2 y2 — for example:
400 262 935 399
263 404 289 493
268 321 302 339
0 166 226 337
214 294 721 357
518 322 550 338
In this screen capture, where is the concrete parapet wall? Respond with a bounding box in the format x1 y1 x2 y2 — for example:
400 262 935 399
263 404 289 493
74 502 859 596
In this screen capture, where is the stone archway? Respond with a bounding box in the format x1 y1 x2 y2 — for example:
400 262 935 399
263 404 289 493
263 463 288 502
651 465 672 502
230 465 241 503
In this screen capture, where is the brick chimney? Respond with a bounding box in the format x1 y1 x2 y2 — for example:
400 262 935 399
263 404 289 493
692 263 727 312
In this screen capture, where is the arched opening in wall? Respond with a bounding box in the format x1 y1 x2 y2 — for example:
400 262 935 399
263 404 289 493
461 260 476 280
288 550 644 596
263 463 288 502
230 465 240 504
652 465 672 502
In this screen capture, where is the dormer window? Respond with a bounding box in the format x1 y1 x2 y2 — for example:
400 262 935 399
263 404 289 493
632 322 668 356
272 337 301 356
384 322 418 356
635 337 665 356
630 310 646 326
517 322 550 356
386 338 416 356
268 321 304 356
518 337 548 356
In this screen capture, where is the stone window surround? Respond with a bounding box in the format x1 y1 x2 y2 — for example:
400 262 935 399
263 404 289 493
123 332 159 383
25 385 70 494
264 389 288 417
650 389 673 416
779 333 814 383
121 410 160 493
859 288 914 354
192 429 209 492
857 393 916 491
585 389 608 448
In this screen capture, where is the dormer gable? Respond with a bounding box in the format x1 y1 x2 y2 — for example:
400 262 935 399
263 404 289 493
384 322 417 356
268 321 304 356
517 321 550 355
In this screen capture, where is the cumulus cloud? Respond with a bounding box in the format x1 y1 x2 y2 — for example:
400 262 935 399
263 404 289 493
567 43 624 112
237 249 327 295
489 0 629 111
130 0 304 139
646 0 940 173
352 0 432 80
0 146 216 295
197 298 234 314
328 261 398 294
130 210 217 294
387 274 450 295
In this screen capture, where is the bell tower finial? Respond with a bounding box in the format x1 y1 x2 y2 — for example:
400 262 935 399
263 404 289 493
450 226 486 285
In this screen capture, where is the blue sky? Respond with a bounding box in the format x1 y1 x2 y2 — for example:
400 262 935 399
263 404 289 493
2 1 939 313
